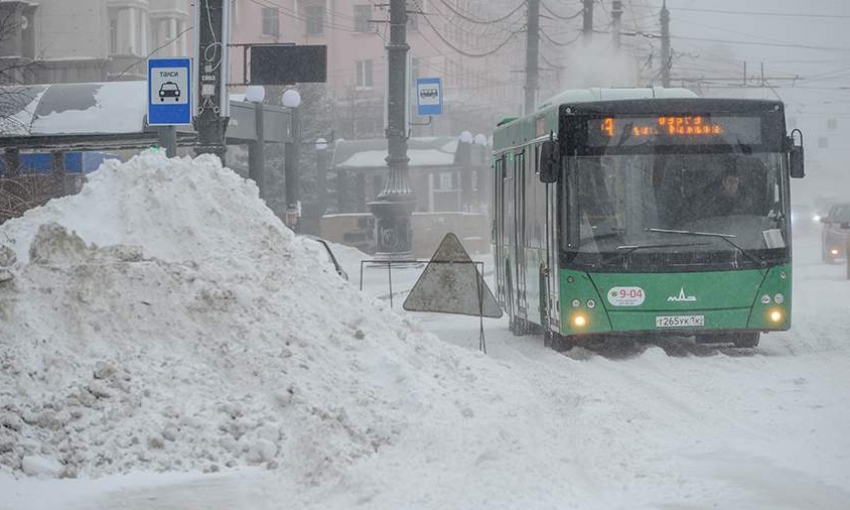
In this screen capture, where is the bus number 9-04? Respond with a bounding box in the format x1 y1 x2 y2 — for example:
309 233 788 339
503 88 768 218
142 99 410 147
620 289 643 299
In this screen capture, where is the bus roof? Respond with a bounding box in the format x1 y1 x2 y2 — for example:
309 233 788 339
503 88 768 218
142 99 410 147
536 87 698 113
493 87 703 152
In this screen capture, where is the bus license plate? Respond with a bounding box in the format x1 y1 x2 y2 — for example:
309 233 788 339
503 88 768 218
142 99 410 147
655 315 705 328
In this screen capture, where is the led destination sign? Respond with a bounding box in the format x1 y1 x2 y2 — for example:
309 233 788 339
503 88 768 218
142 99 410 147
587 115 762 147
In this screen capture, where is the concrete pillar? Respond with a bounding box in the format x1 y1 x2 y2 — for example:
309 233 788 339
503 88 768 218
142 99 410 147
3 148 21 178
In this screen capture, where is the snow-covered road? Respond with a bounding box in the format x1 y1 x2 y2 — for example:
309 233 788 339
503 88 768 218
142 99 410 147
2 153 848 509
7 230 847 510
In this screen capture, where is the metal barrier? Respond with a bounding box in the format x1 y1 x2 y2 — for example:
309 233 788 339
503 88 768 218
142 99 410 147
358 259 490 353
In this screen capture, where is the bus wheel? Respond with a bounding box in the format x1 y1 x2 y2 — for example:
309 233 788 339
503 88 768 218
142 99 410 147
549 333 574 352
732 332 760 348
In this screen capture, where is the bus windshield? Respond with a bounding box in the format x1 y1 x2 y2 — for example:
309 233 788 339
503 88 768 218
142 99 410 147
564 151 789 270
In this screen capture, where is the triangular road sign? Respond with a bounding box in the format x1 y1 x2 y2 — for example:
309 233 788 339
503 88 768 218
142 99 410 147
403 233 502 318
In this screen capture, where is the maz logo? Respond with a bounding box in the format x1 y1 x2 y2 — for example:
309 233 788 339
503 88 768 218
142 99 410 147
668 287 697 302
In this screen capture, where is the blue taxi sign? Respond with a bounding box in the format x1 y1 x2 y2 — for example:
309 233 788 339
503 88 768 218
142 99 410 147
148 58 192 126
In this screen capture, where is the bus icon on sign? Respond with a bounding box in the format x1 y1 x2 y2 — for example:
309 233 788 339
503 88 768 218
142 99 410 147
158 81 181 102
416 77 442 116
420 88 439 99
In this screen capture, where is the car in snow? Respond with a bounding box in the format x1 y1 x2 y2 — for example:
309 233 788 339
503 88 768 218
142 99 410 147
820 202 850 263
158 82 181 102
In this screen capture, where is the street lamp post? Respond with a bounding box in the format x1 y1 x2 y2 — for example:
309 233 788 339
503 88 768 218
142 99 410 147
458 131 473 212
282 89 302 231
368 0 416 258
473 133 489 211
245 85 266 200
315 137 329 217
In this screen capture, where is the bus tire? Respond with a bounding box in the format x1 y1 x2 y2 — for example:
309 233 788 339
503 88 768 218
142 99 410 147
550 333 574 352
732 332 760 348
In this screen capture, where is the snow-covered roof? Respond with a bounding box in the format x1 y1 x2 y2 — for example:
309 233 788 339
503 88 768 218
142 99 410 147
331 137 460 170
0 81 290 147
0 82 149 137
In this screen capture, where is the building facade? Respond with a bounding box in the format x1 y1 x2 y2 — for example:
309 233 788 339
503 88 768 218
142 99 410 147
0 0 190 85
229 0 538 140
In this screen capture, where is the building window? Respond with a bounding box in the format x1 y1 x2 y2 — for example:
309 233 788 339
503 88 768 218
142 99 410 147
306 6 324 35
827 118 838 130
818 137 829 149
151 21 161 51
262 7 279 37
411 57 420 81
356 59 374 88
110 17 119 54
354 5 372 32
407 0 420 31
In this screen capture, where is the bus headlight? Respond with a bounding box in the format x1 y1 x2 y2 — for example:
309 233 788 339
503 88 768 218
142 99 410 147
573 313 588 328
769 309 783 323
830 248 840 256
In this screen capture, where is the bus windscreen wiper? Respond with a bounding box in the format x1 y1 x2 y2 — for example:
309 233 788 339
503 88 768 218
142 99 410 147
602 242 711 266
578 228 626 245
646 228 766 266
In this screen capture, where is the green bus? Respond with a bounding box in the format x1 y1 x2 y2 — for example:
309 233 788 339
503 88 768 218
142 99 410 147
491 88 806 350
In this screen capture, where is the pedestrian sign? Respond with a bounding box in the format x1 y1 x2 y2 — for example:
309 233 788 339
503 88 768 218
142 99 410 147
416 77 442 116
148 58 192 126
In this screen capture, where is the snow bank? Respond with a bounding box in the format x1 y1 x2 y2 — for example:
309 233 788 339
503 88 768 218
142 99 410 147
0 152 488 481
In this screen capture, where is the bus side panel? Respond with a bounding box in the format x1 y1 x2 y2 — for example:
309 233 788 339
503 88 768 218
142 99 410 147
493 156 506 307
503 156 517 320
513 150 527 319
522 143 550 327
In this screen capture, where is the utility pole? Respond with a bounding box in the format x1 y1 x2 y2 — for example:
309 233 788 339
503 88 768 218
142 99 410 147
612 1 623 51
524 0 540 115
582 0 594 42
660 0 671 87
368 0 416 258
193 0 231 163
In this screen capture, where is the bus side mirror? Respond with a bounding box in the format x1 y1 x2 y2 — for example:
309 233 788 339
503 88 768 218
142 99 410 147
539 140 560 183
789 129 805 179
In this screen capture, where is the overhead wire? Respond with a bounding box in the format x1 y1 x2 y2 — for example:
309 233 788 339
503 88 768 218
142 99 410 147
109 25 194 82
539 27 583 47
421 2 525 58
666 6 850 19
539 0 583 21
432 0 527 25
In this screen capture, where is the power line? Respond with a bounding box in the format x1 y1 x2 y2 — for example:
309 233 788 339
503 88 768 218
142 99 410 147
540 27 582 47
109 25 194 82
433 0 527 25
245 0 362 33
421 8 524 58
668 6 850 19
670 35 850 53
539 0 583 21
622 29 850 53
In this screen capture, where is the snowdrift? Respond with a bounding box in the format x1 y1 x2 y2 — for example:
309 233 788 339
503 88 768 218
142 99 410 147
0 152 487 480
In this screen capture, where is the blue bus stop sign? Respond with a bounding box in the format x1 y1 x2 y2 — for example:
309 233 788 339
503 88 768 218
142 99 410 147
416 77 442 116
148 58 192 126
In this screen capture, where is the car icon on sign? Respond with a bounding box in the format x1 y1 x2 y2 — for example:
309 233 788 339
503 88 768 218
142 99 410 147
158 81 181 102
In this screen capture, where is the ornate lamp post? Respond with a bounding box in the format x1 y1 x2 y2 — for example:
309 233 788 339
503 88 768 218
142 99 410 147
367 0 416 258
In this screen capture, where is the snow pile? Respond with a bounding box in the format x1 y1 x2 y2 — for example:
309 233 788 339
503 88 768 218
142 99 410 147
0 152 491 481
